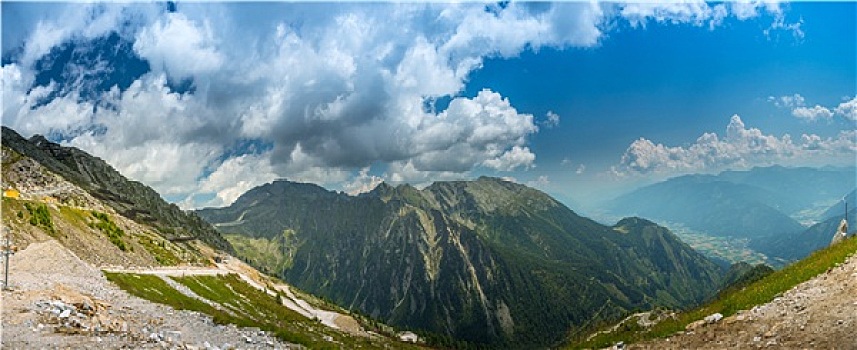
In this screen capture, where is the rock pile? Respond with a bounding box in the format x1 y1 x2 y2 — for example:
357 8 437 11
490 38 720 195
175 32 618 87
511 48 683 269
32 285 126 335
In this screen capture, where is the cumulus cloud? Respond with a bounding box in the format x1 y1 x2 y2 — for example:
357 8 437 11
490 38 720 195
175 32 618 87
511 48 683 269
792 105 834 121
773 94 857 122
620 1 730 28
342 167 386 196
2 2 803 208
834 97 857 121
134 12 224 78
613 115 856 176
197 153 277 208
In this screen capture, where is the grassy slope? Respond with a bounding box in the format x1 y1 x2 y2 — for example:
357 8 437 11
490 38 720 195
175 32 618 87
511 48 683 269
222 233 288 275
105 272 421 349
569 235 857 349
3 197 199 266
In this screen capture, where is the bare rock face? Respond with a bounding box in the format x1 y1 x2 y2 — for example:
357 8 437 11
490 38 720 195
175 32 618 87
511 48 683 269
830 219 848 246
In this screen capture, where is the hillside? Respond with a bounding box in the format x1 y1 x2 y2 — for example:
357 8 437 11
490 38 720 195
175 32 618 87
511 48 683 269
2 145 206 267
755 207 856 261
718 166 855 215
570 234 857 349
1 127 415 349
197 177 725 347
1 126 232 253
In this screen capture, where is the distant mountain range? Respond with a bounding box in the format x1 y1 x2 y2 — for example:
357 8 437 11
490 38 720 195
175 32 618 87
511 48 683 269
606 166 855 263
608 175 804 240
197 177 725 347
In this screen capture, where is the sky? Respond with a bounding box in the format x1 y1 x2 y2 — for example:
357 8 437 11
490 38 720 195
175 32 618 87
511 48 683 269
1 1 855 210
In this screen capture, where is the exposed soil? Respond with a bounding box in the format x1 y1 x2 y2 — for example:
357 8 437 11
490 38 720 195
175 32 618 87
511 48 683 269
627 252 857 350
1 240 297 349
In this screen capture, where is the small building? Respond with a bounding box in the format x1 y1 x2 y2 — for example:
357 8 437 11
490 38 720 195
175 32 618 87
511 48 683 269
3 188 20 199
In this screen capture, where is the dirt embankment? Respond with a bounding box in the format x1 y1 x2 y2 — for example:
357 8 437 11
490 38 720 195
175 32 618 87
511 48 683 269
2 240 296 349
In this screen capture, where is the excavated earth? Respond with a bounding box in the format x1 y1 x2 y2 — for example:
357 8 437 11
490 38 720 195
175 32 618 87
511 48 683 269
1 240 297 349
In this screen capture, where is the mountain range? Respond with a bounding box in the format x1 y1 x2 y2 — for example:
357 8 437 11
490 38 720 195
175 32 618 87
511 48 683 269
3 125 853 349
606 166 855 263
197 177 725 347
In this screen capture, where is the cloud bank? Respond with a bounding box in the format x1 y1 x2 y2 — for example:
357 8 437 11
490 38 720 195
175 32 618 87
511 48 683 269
614 115 856 176
2 1 800 207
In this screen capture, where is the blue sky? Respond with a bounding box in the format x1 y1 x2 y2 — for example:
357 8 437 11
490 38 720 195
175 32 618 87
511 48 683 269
2 1 855 209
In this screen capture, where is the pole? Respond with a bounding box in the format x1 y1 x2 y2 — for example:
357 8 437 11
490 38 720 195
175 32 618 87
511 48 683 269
3 237 8 290
2 228 11 291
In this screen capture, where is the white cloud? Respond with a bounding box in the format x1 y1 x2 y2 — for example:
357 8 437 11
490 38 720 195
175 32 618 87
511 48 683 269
2 2 807 208
768 93 805 108
834 97 857 121
775 94 857 122
620 1 729 28
134 12 224 78
526 175 550 189
342 167 385 196
483 145 536 172
197 153 277 208
613 115 856 176
576 164 586 175
792 105 834 121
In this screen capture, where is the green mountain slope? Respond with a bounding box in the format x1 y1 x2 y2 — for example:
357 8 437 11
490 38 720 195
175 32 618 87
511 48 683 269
1 126 232 253
197 177 724 347
755 207 856 261
571 234 857 349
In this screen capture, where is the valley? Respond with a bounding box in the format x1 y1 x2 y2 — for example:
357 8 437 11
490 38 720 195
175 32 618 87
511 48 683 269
605 167 856 266
3 3 856 349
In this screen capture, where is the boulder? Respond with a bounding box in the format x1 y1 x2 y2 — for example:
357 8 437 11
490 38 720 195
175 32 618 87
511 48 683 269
704 313 724 324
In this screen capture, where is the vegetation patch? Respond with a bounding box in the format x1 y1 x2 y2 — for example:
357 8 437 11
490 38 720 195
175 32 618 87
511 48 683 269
223 230 298 275
89 211 131 252
106 272 419 349
24 202 56 236
569 235 857 349
105 272 216 313
136 235 182 265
